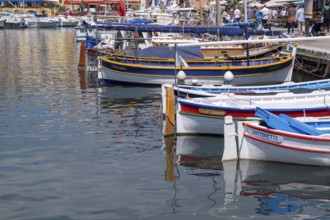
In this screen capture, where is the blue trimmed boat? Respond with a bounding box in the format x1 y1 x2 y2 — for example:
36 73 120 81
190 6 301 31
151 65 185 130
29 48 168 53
98 46 294 86
162 78 330 98
223 108 330 167
163 88 330 136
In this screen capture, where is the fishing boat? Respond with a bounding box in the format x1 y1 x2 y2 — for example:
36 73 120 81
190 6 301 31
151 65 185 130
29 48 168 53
163 88 330 136
223 108 330 167
162 78 330 99
98 45 295 86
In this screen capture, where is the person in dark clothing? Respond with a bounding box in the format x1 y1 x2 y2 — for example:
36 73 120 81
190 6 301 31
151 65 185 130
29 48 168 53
287 4 296 34
321 2 330 32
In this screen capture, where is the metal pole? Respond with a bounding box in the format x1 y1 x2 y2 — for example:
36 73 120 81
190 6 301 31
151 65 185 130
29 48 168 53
216 0 220 26
244 27 249 66
199 0 204 26
244 0 247 22
174 44 177 85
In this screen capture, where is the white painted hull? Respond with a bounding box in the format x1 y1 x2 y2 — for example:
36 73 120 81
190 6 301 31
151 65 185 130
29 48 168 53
75 27 96 41
4 21 21 29
38 21 60 28
176 111 226 135
239 122 330 166
99 64 293 86
175 90 330 135
27 20 38 28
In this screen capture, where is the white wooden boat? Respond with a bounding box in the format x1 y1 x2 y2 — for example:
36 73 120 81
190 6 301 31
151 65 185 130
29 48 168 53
162 79 330 99
98 49 294 86
163 88 330 136
223 108 330 167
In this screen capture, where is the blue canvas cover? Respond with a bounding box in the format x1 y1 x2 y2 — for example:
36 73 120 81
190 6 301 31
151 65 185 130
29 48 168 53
127 45 204 59
96 23 283 36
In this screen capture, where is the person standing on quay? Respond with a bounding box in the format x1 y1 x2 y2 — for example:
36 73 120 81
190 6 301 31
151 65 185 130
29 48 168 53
287 4 296 34
321 2 330 33
222 7 231 23
295 5 305 36
255 6 264 29
261 5 270 26
234 7 241 22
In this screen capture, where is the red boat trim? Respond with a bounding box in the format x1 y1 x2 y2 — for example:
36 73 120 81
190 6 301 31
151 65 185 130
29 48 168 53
180 102 330 118
244 129 330 154
178 111 265 122
244 122 330 141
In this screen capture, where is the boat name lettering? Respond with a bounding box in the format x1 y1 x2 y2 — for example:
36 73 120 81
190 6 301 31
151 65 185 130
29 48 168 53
199 108 226 116
112 65 127 71
250 129 283 143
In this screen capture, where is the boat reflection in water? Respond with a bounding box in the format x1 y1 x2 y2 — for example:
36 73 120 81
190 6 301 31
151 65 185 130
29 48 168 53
98 85 161 101
97 85 161 111
96 86 161 137
176 135 224 176
163 135 330 218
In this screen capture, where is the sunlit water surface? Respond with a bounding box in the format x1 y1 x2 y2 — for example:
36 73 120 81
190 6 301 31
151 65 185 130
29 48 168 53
0 28 329 220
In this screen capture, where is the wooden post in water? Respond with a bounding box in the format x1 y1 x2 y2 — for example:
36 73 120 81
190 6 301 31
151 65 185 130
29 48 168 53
78 42 86 70
199 0 204 26
163 87 176 137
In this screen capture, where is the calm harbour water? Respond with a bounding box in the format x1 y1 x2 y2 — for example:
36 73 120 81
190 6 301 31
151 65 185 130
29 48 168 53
0 28 329 220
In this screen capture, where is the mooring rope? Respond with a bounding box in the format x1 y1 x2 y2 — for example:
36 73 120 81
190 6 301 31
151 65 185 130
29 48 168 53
294 58 323 78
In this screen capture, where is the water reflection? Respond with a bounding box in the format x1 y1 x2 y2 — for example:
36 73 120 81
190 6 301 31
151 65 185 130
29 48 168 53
163 135 330 218
176 136 224 175
95 85 162 138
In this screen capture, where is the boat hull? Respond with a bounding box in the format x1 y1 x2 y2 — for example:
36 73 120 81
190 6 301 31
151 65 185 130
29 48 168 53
4 22 21 29
37 21 60 28
76 27 96 42
174 90 330 135
163 79 330 98
241 122 330 166
99 56 294 86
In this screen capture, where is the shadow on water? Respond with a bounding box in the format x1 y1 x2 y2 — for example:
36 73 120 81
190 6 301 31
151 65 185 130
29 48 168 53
162 135 330 219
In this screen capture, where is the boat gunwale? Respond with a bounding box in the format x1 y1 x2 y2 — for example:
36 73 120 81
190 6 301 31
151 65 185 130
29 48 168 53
99 55 293 71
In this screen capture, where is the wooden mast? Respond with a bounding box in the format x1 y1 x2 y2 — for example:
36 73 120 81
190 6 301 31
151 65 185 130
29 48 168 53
199 0 204 26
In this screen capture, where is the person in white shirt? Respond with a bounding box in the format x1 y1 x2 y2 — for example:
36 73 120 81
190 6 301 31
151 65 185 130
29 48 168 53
281 7 287 17
222 7 231 23
234 7 241 22
261 5 270 25
272 8 278 20
295 5 305 36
